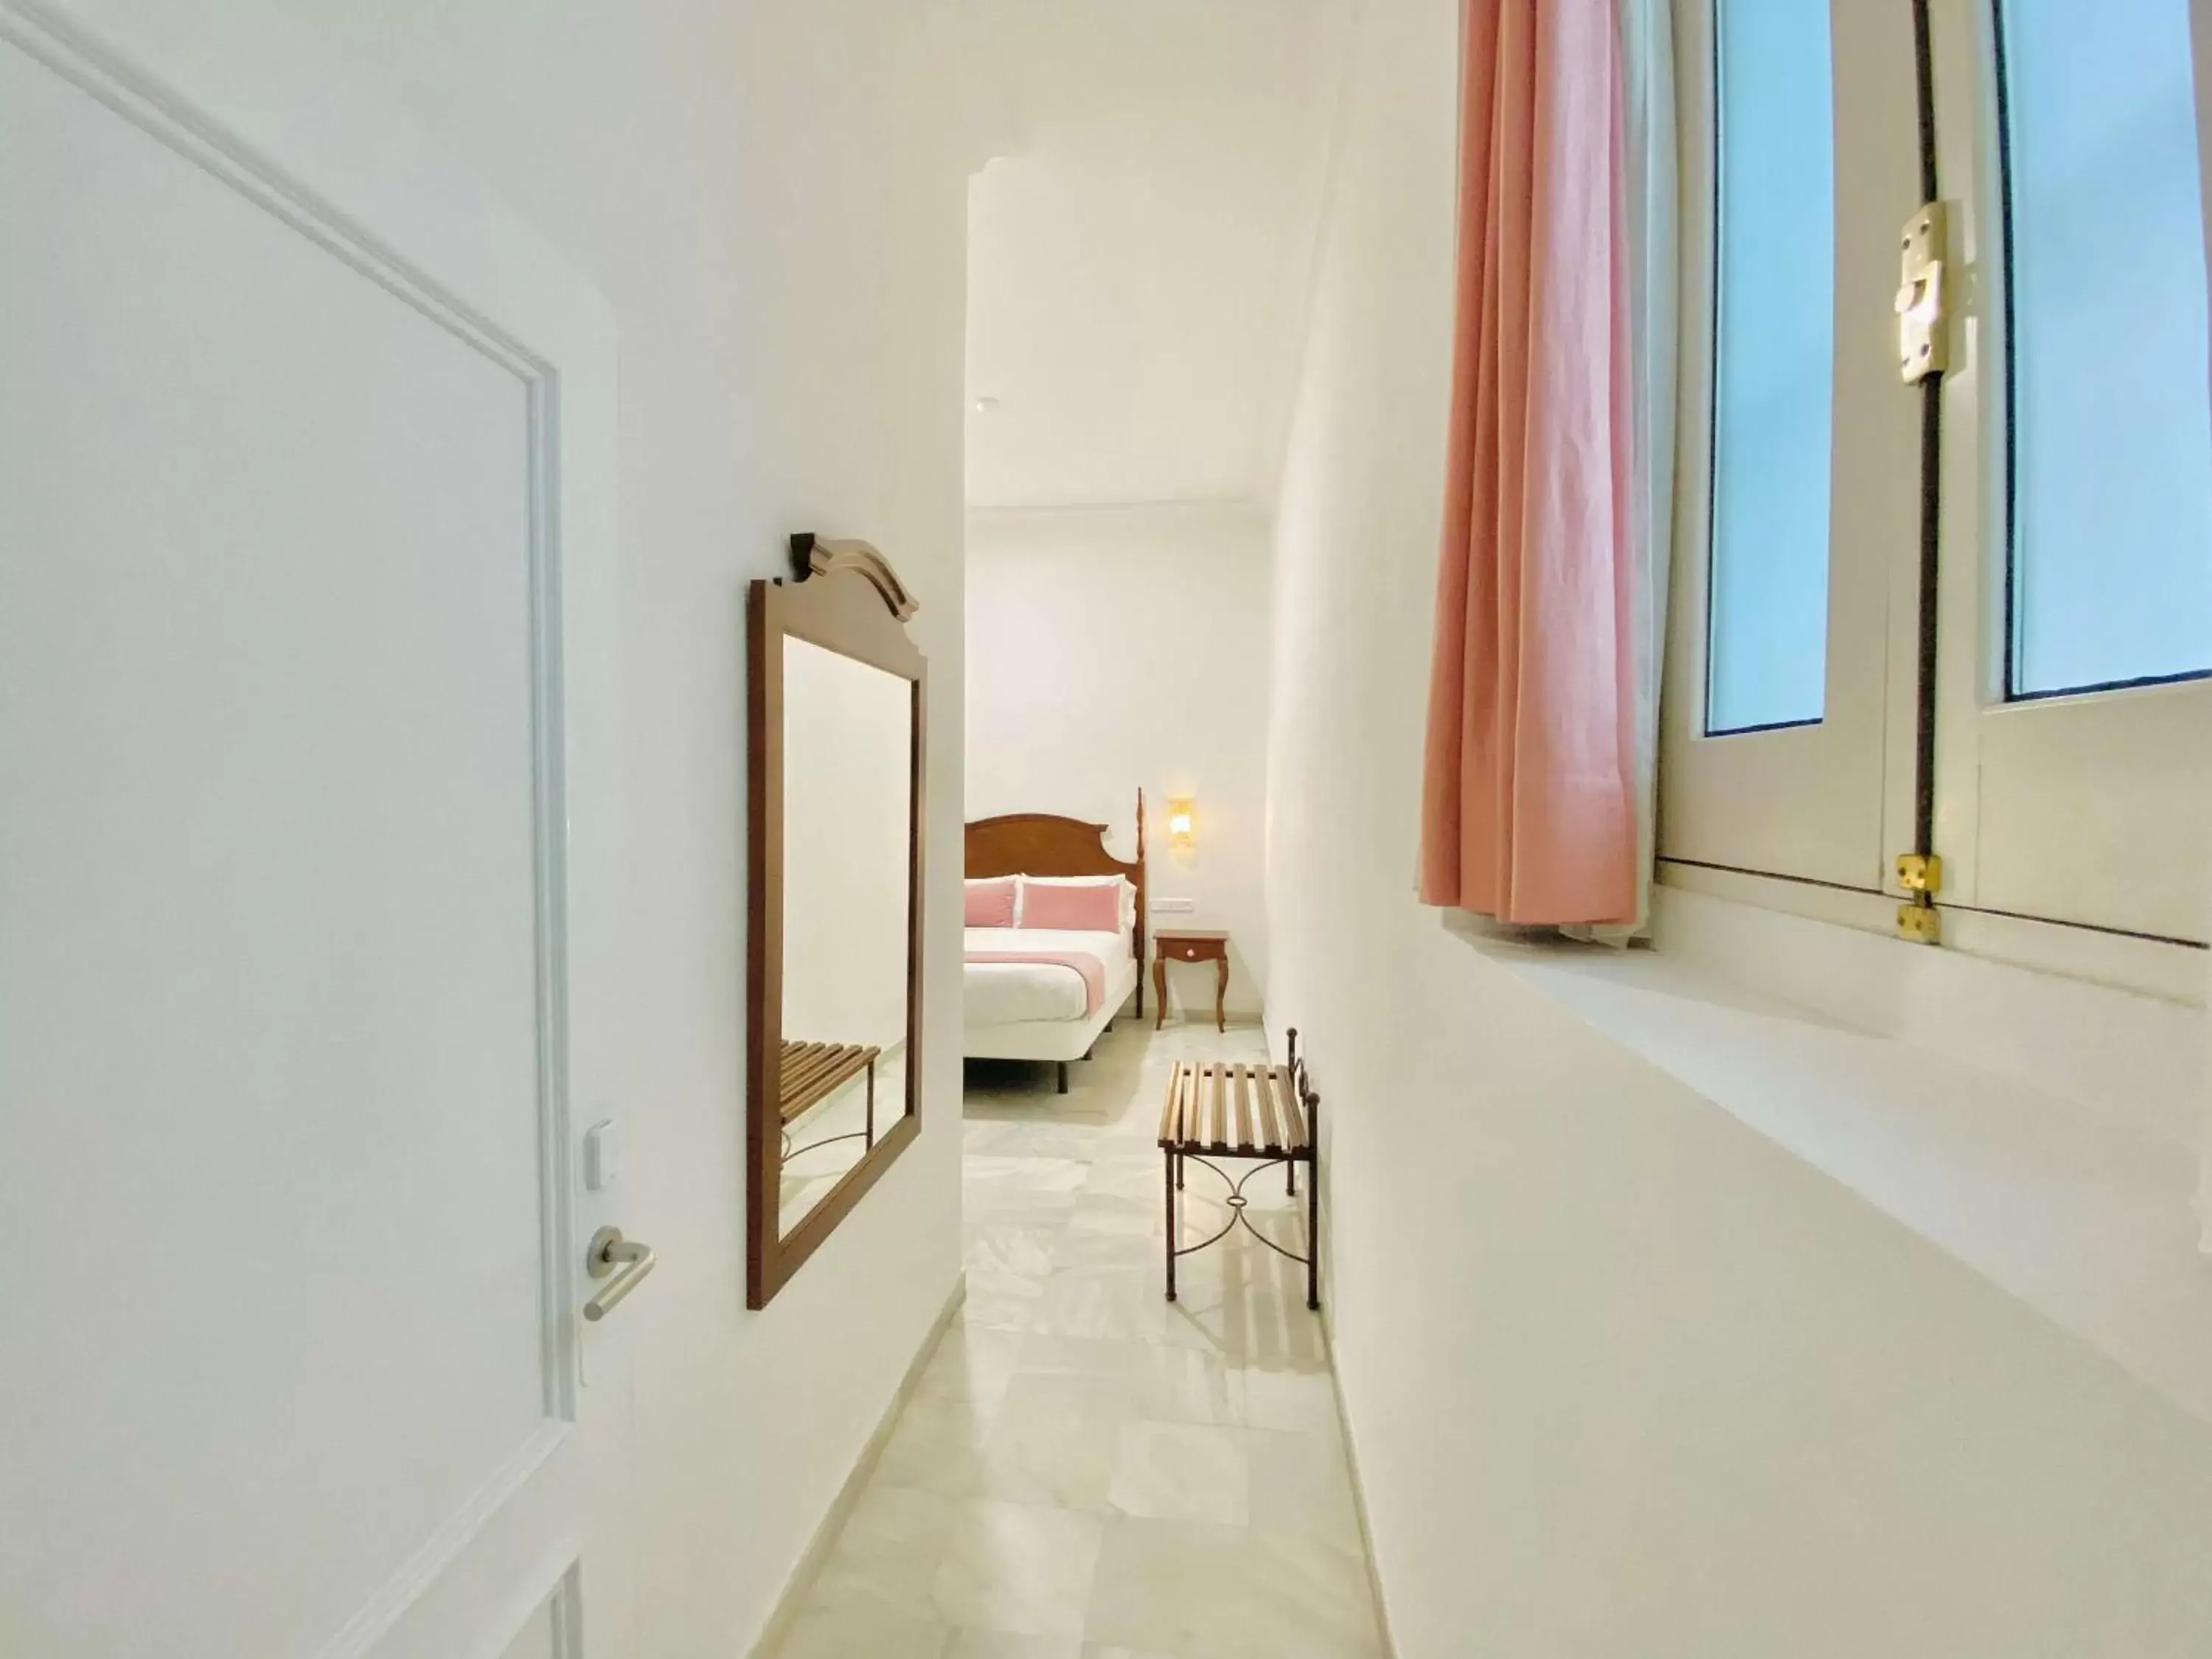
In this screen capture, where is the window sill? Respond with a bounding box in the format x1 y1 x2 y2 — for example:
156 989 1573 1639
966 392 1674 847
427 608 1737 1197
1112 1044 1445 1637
1455 891 2212 1430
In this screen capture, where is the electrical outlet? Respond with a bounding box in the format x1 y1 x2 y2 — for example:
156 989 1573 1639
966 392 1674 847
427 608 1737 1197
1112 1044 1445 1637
1153 896 1196 914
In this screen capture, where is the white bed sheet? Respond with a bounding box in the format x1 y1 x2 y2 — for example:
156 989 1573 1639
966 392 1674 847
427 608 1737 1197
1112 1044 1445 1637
964 925 1133 1027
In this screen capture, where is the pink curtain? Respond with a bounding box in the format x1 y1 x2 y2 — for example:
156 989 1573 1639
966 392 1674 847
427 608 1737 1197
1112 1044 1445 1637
1419 0 1636 928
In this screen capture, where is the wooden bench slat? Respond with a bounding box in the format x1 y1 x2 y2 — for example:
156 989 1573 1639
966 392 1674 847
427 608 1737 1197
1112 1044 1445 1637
1257 1063 1285 1152
779 1039 879 1124
783 1051 844 1104
1158 1060 1312 1158
1282 1070 1308 1151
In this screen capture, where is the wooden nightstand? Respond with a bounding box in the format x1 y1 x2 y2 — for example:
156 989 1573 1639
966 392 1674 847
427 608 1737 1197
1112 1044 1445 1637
1153 928 1230 1032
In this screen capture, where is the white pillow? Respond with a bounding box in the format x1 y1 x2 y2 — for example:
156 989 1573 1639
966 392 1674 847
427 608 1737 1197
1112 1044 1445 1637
1019 874 1136 930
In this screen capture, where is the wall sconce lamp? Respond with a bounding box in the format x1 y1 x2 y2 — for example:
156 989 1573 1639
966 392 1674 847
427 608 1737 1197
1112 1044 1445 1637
1166 796 1196 849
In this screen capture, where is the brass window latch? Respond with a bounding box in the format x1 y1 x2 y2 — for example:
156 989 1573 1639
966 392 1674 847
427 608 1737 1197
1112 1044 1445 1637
1896 852 1943 943
1896 202 1950 383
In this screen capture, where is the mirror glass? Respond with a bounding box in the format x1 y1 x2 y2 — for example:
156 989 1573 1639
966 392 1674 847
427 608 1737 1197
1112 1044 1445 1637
777 633 914 1237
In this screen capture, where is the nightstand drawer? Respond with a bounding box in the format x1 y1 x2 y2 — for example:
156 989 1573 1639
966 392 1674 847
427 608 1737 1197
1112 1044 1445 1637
1158 935 1225 963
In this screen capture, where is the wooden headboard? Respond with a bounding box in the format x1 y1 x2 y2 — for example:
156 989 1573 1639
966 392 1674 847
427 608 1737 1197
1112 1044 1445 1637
965 789 1148 976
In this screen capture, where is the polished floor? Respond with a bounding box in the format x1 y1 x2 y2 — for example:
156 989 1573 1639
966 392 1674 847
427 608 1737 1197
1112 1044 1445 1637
769 1014 1382 1658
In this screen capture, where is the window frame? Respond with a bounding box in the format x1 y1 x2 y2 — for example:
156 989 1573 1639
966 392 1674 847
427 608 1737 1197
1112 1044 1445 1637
1659 0 2212 995
1658 0 1922 900
1924 0 2212 947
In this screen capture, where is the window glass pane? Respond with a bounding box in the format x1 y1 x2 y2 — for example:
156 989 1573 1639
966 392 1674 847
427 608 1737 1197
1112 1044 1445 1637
2001 0 2212 696
1706 0 1835 734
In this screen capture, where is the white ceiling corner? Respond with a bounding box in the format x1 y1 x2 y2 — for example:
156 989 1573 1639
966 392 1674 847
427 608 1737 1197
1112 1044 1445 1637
963 0 1354 512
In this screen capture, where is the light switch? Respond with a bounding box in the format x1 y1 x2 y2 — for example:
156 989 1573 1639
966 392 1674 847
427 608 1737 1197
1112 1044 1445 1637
583 1118 624 1192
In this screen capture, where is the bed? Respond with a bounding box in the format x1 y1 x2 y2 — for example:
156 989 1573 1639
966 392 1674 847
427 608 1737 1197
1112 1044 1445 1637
964 791 1148 1093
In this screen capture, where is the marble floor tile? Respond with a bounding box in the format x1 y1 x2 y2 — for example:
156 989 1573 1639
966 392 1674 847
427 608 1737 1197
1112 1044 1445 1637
961 1120 1099 1161
1046 1223 1156 1273
771 1601 949 1659
1029 1262 1194 1346
967 1223 1060 1280
806 1484 956 1625
975 1380 1121 1511
873 1397 992 1498
1242 1427 1362 1545
931 1499 1105 1640
1081 1516 1261 1658
781 1023 1380 1659
914 1324 1028 1413
1124 1343 1241 1426
1231 1529 1381 1658
1079 1155 1172 1205
1107 1420 1250 1526
1235 1361 1340 1431
966 1156 1091 1208
943 1628 1082 1659
1064 1196 1160 1238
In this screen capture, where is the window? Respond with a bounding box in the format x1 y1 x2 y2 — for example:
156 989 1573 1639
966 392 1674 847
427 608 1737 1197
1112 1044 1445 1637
1707 0 1836 734
1997 0 2212 698
1661 0 2212 976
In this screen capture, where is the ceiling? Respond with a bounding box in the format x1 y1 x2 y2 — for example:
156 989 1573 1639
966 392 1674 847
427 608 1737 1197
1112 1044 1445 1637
963 0 1354 510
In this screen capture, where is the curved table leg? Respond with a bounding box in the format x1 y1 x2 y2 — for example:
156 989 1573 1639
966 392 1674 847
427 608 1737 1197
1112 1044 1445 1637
1153 957 1168 1030
1214 957 1228 1033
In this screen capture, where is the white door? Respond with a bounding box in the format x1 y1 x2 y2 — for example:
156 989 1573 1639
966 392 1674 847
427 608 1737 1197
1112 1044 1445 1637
0 5 634 1657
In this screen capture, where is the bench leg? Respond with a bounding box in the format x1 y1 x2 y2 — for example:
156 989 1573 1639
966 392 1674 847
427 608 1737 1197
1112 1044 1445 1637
1175 1152 1184 1192
1164 1148 1178 1301
1287 1161 1296 1197
1056 1060 1069 1094
1305 1158 1320 1310
1306 1096 1322 1311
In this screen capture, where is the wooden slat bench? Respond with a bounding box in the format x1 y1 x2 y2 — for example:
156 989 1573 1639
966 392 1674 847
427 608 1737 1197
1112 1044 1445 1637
1157 1028 1319 1310
779 1040 880 1155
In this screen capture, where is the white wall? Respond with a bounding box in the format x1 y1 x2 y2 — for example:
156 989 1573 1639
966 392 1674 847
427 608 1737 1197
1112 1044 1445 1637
1265 1 2212 1655
967 501 1272 1015
69 3 978 1655
961 0 1352 509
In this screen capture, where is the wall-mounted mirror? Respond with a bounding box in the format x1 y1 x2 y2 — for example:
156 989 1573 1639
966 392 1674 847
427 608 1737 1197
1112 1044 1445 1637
747 535 925 1308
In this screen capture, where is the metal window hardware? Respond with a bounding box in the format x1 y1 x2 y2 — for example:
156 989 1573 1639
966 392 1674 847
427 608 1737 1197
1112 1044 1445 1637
1896 202 1950 383
1895 852 1943 894
583 1225 655 1322
1895 852 1942 944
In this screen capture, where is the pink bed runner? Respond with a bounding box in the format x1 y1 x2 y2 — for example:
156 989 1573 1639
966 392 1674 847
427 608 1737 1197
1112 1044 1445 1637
964 949 1107 1016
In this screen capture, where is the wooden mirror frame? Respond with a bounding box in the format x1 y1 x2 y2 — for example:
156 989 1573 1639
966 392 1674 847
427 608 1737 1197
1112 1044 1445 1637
746 534 926 1308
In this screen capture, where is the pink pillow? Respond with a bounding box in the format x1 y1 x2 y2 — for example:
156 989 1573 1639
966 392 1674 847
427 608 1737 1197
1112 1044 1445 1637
1019 880 1120 932
964 877 1018 928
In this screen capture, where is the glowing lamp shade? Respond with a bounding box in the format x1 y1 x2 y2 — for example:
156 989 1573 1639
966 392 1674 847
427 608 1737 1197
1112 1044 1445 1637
1166 796 1196 849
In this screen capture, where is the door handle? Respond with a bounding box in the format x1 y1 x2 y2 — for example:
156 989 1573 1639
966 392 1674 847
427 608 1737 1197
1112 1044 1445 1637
583 1225 655 1322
